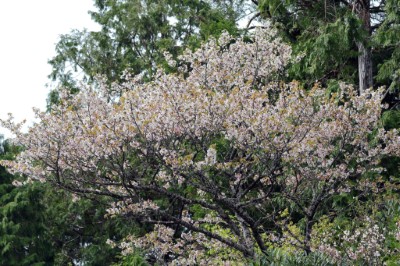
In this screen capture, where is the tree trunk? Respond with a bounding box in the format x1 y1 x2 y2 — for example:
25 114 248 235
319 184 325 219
304 217 313 254
356 0 373 94
358 41 373 94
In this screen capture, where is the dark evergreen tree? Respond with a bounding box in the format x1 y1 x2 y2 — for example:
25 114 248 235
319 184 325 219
254 0 398 95
0 141 54 266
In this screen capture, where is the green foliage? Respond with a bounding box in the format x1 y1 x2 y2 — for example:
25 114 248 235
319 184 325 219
115 252 149 266
382 110 400 130
381 109 400 179
258 1 366 87
289 16 361 86
47 0 242 109
251 248 337 266
45 190 116 265
0 143 54 266
374 0 400 92
257 0 400 96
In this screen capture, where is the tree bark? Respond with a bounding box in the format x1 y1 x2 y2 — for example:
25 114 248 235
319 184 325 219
358 41 373 94
356 0 373 94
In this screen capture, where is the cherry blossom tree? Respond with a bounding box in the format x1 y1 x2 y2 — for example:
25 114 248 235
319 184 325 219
1 28 399 264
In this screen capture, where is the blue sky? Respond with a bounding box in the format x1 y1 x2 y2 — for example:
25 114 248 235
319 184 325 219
0 0 99 139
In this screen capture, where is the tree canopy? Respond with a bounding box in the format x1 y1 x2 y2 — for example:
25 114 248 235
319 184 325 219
1 0 400 264
2 28 400 264
47 0 247 95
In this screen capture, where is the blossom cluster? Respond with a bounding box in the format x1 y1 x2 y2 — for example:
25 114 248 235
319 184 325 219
318 218 388 264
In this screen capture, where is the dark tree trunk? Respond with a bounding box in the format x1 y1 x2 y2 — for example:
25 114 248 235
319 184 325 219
358 41 373 94
356 0 373 94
